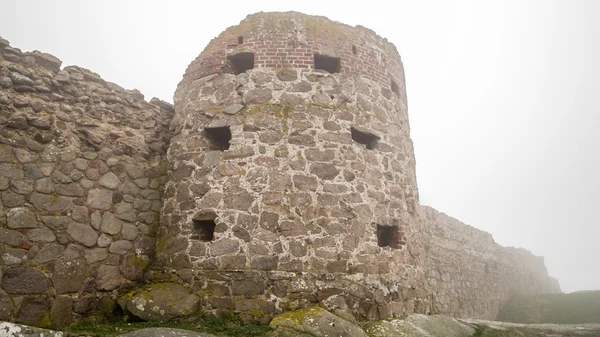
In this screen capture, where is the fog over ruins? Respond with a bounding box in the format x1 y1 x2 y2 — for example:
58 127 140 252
0 1 598 335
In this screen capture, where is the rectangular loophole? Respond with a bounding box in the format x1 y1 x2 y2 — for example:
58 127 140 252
314 54 341 73
351 127 379 150
227 52 254 75
391 80 400 96
204 126 232 150
194 219 216 242
193 211 218 242
377 224 398 248
238 36 244 44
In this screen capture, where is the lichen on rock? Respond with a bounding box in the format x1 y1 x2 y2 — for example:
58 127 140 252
118 283 201 322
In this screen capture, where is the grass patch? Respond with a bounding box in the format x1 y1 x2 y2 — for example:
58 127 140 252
64 316 274 337
497 290 600 324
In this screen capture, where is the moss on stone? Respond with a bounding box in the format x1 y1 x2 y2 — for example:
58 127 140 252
156 237 167 254
269 306 325 327
127 254 150 270
38 313 52 329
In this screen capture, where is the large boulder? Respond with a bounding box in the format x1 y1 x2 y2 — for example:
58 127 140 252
118 283 200 321
0 322 64 337
364 314 474 337
270 306 367 337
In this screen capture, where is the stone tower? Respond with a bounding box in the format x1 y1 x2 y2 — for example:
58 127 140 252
156 11 424 321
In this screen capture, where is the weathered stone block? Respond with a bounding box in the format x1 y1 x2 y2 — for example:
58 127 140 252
56 182 84 197
11 179 34 194
87 188 113 210
50 296 73 328
95 264 122 291
251 256 279 271
32 244 63 264
30 193 73 212
0 228 25 247
41 216 69 231
119 283 200 321
84 247 108 264
67 222 98 247
0 290 14 320
109 240 133 255
100 212 123 235
245 88 272 104
309 163 339 180
15 296 50 326
52 259 89 294
293 175 318 191
2 191 25 207
121 254 148 281
7 207 38 229
210 239 240 256
2 267 50 295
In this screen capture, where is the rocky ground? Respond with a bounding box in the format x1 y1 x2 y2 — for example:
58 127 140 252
2 307 600 337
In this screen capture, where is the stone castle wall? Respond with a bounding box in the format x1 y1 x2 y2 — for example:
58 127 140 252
418 206 561 319
0 11 560 328
0 36 173 327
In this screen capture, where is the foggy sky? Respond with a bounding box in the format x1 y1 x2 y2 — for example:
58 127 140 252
1 0 598 293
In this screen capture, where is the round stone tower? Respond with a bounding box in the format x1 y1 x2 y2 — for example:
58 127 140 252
156 11 426 322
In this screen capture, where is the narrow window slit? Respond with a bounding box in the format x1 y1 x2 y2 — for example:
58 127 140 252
391 80 400 97
193 211 218 242
227 52 254 75
352 45 358 55
351 127 379 150
314 53 341 73
204 126 231 150
377 224 399 248
238 36 244 44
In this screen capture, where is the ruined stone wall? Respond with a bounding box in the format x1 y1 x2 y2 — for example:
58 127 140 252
0 37 173 327
419 206 561 320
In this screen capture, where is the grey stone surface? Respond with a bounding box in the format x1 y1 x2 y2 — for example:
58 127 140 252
52 259 88 294
109 240 133 255
224 103 244 115
270 306 367 337
99 172 121 189
6 208 38 229
86 188 113 210
33 243 64 264
26 228 56 242
84 247 108 264
0 228 25 247
119 283 200 321
118 328 217 337
100 212 123 235
0 291 14 320
95 264 122 291
50 296 73 328
30 193 72 212
364 315 474 337
2 267 50 295
67 222 98 247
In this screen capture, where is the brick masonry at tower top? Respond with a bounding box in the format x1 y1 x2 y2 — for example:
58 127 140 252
180 11 407 104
